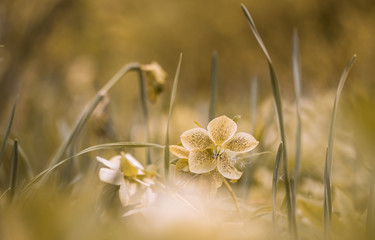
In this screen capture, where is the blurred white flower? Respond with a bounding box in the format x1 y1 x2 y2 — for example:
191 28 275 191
96 153 156 207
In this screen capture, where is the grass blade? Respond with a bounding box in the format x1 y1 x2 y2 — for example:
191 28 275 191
292 29 302 213
367 169 375 239
21 142 164 196
49 63 140 168
78 142 164 155
241 4 297 238
18 143 34 179
209 51 218 121
8 140 18 201
2 138 34 179
137 68 152 165
240 77 258 198
164 53 183 181
323 54 356 238
323 147 332 238
0 187 11 202
250 77 258 133
49 93 105 167
273 142 283 226
0 95 18 167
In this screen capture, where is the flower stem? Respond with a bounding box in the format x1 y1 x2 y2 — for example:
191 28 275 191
223 178 242 220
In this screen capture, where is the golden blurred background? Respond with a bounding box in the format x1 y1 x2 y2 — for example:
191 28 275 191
1 1 375 239
1 0 375 172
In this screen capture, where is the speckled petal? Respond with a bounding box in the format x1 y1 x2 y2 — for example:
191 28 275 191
217 153 243 180
188 150 217 174
181 128 214 151
210 169 224 188
224 132 259 153
169 145 190 158
197 173 219 200
99 168 123 185
207 115 237 145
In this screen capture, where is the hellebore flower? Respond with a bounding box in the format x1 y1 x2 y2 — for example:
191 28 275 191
171 115 258 180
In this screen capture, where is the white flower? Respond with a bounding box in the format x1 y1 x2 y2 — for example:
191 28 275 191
96 153 156 207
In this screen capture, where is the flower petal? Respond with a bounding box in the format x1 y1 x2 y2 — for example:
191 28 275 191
210 169 224 188
196 173 219 200
124 153 145 175
217 153 243 180
122 154 141 177
99 168 123 185
181 128 214 151
96 156 120 170
224 132 259 153
124 153 145 170
175 158 190 172
119 182 130 206
127 181 138 196
169 145 190 159
140 188 157 206
174 159 196 186
207 115 237 145
188 150 217 173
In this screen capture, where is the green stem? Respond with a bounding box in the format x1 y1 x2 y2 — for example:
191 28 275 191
223 178 242 220
209 51 218 121
136 68 151 165
9 140 18 201
48 62 151 169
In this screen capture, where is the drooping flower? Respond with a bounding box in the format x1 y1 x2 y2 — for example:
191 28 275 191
140 61 167 103
170 115 259 180
96 153 156 207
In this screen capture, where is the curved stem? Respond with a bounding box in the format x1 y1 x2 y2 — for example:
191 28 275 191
136 68 151 165
48 62 151 169
223 178 242 220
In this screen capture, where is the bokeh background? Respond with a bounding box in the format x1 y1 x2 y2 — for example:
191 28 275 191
1 1 375 239
1 0 375 174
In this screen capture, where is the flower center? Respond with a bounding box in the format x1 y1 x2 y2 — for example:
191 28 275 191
213 145 225 160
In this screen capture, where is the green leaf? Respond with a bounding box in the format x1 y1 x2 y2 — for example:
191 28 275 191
137 67 151 165
292 29 303 219
209 51 219 121
323 54 356 237
241 4 296 237
49 62 141 168
0 95 18 167
367 170 375 239
250 77 258 133
8 140 18 201
272 142 283 226
164 53 183 181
